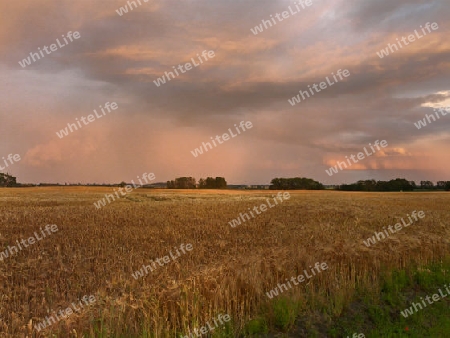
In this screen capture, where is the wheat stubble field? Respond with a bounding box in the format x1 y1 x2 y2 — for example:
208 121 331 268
0 187 449 337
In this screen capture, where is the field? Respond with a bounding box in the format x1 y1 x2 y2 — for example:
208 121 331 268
0 188 449 337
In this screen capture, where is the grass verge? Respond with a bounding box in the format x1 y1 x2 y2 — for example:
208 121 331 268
243 258 450 337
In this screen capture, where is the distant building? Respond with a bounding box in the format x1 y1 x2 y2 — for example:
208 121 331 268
227 185 247 190
145 182 167 188
245 185 270 190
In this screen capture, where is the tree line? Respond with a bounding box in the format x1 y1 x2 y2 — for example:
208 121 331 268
0 173 17 187
269 177 325 190
3 173 450 191
164 176 450 191
167 177 227 189
338 179 450 191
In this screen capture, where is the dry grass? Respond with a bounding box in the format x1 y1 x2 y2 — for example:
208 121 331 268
0 187 449 337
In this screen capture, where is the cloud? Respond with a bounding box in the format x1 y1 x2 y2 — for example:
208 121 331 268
23 138 98 167
1 0 450 184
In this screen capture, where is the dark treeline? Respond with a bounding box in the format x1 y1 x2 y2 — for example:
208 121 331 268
3 173 450 191
198 177 227 189
269 177 325 190
0 173 17 187
167 177 227 189
338 179 450 191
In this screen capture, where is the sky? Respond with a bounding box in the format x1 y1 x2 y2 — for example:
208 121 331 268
1 0 449 185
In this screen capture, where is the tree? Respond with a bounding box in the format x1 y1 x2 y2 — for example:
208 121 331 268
167 177 196 189
0 173 17 187
205 177 216 188
198 178 206 189
338 178 414 192
198 177 227 189
175 177 196 189
420 181 434 189
215 177 227 189
385 178 415 191
437 181 448 189
269 177 324 190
